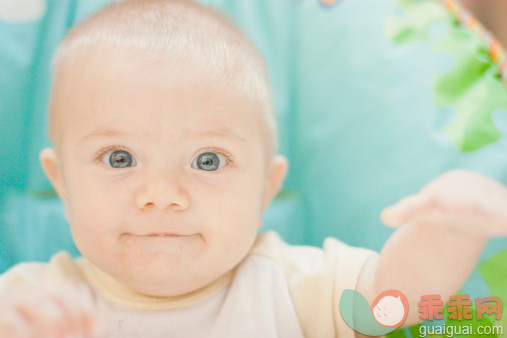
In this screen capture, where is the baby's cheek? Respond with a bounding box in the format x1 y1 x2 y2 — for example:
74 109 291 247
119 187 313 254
68 198 116 243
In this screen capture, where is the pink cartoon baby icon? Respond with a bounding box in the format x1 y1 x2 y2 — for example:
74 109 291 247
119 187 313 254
371 290 409 328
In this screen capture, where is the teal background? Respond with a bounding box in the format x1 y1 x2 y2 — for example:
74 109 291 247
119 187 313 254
0 0 506 308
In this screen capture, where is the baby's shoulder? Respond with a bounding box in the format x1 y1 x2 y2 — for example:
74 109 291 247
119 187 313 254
0 251 85 290
248 231 376 277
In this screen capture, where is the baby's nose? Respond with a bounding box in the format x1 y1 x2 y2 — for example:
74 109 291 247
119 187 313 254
135 168 190 212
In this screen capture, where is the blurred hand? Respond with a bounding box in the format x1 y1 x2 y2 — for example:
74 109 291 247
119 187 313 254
0 280 98 338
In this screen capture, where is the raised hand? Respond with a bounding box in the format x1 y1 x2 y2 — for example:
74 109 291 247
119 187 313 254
381 170 507 237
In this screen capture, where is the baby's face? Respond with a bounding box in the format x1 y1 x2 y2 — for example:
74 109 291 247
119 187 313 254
45 50 284 296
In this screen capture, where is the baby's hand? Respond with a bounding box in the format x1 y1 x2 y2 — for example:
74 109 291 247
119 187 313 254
381 170 507 237
0 280 98 338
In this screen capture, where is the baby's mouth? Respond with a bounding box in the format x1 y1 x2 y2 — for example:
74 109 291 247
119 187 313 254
145 232 186 237
121 232 202 248
122 232 198 237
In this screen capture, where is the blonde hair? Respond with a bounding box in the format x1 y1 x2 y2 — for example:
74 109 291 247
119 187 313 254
49 0 277 156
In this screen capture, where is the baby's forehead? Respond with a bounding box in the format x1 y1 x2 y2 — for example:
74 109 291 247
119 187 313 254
55 56 263 133
49 0 276 156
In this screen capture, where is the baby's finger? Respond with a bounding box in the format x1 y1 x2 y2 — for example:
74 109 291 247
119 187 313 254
381 194 433 227
44 282 98 335
73 283 100 333
412 207 507 237
483 198 507 236
34 298 74 335
10 289 73 337
0 308 31 338
11 281 97 336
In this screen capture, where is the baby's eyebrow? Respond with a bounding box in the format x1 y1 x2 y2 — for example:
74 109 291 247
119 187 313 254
76 128 248 145
77 129 130 144
193 129 247 145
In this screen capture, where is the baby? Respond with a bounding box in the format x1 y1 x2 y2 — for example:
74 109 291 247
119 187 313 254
1 0 506 337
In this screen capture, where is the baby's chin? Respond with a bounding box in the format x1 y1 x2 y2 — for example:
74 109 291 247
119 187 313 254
88 247 239 298
104 260 221 297
122 273 212 298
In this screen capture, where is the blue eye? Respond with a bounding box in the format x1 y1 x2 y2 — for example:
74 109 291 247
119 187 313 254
192 152 227 171
102 149 136 168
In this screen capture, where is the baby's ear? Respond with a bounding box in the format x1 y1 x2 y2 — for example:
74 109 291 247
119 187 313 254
40 148 68 210
261 155 288 211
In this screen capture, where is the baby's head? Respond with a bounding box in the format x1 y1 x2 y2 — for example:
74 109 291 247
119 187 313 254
40 0 287 297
